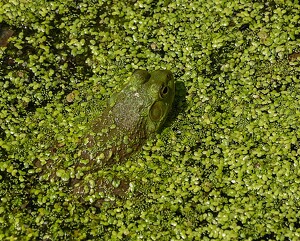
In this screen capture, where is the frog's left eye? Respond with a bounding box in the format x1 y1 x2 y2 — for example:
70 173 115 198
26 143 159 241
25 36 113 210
159 85 169 99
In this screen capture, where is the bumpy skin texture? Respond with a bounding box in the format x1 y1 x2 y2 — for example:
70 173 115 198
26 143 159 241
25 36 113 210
38 70 175 204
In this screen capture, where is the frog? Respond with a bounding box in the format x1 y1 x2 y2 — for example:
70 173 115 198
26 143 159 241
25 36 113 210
79 69 175 170
36 69 175 205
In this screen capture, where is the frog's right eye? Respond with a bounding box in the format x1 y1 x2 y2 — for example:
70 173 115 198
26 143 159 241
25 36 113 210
159 85 169 99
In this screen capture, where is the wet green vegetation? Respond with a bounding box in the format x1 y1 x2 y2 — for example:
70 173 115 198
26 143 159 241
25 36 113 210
1 0 300 240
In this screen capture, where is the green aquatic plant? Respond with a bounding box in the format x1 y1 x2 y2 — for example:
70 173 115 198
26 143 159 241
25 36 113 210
1 0 300 240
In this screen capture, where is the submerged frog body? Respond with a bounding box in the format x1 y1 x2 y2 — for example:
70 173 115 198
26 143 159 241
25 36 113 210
37 70 175 204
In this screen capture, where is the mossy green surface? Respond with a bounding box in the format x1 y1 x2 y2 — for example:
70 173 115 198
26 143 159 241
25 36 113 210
1 0 300 240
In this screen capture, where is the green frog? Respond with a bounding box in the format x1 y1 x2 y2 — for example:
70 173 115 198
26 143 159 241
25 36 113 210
72 69 175 204
37 70 175 204
79 69 175 169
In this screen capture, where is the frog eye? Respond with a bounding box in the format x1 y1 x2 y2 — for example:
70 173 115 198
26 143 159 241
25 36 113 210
149 101 165 122
159 85 169 99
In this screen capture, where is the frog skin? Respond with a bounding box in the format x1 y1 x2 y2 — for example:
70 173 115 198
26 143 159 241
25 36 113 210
36 70 175 204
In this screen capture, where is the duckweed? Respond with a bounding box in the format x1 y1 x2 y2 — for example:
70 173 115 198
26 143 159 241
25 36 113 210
1 0 300 240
